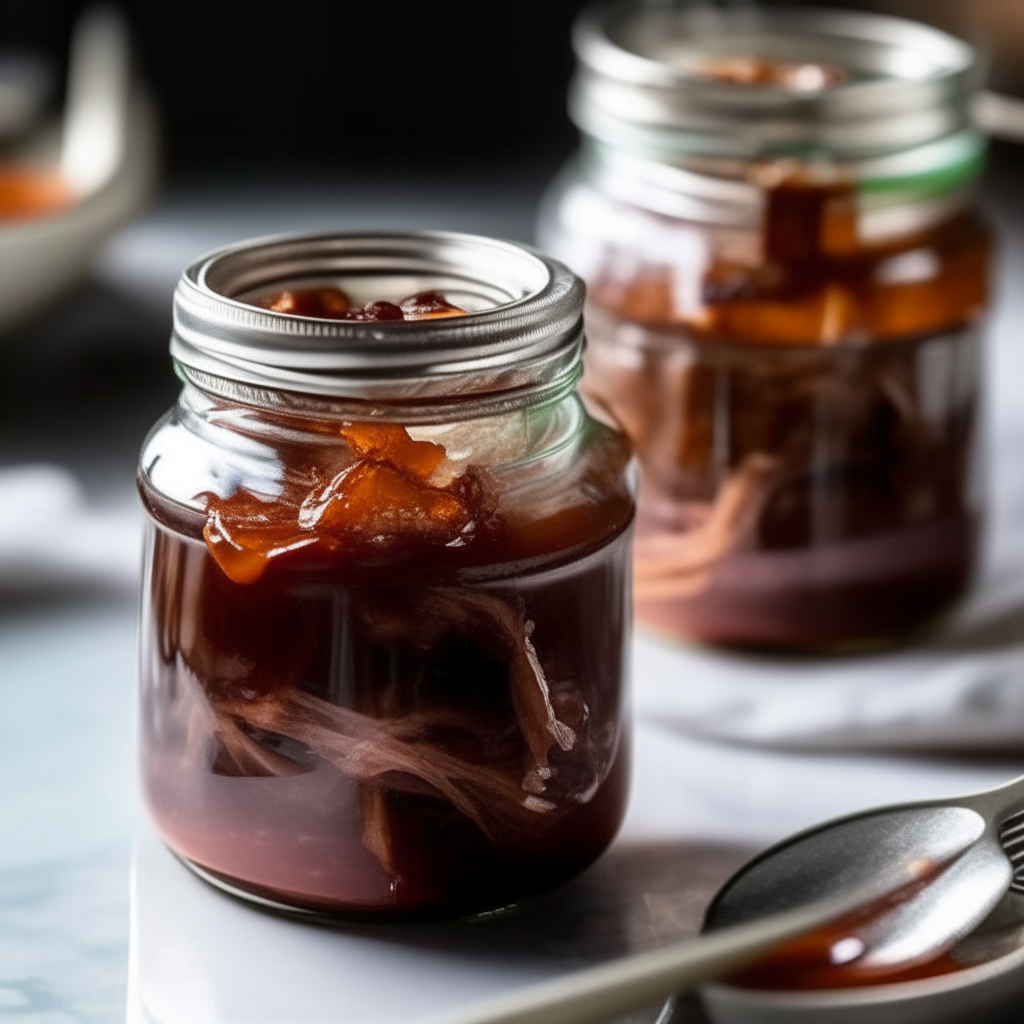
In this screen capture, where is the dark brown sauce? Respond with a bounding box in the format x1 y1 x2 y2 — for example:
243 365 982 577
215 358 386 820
730 950 964 991
728 922 966 991
139 408 636 917
585 165 989 649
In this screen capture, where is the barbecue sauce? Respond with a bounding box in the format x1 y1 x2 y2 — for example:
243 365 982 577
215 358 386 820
139 292 634 916
720 858 975 990
584 165 988 649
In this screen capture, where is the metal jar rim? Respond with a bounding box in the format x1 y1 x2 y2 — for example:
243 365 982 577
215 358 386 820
570 3 980 163
170 230 585 411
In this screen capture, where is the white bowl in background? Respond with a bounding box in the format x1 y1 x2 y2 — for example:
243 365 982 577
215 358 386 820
0 8 156 333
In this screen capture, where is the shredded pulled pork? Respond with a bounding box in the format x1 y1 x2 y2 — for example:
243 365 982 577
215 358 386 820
188 421 621 875
634 453 778 600
172 585 618 868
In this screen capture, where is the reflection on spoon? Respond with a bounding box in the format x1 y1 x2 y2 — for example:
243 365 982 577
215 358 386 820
723 857 969 990
706 791 1024 990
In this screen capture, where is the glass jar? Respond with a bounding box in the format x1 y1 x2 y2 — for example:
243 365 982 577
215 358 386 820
540 5 992 651
136 232 635 919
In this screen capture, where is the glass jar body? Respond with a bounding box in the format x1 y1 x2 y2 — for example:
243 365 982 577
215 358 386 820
137 383 635 918
543 167 990 650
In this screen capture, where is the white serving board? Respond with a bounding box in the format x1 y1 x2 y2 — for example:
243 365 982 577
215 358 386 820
127 676 1017 1024
127 827 712 1024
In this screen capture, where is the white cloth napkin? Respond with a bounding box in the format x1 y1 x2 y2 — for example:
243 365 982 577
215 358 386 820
0 464 139 593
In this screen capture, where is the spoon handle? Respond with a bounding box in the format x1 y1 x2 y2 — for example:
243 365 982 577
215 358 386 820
962 770 1024 819
428 894 864 1024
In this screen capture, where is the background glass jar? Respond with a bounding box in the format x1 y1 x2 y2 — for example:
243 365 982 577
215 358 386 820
540 4 992 651
137 233 635 918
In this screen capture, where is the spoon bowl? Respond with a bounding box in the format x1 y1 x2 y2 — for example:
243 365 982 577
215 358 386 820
704 773 1024 980
700 889 1024 1024
704 802 1012 975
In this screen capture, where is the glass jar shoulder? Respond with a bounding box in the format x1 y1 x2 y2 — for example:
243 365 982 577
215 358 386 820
139 385 635 578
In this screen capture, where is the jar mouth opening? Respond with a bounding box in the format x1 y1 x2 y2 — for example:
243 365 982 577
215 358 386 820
591 5 974 94
233 275 501 317
200 232 553 322
170 231 585 406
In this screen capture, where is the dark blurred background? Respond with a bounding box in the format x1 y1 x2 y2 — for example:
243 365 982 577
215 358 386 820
0 0 1019 490
0 0 1020 494
0 0 1020 178
0 0 592 176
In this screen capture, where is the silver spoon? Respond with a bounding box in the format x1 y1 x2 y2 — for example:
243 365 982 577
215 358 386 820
703 779 1024 972
427 774 1024 1024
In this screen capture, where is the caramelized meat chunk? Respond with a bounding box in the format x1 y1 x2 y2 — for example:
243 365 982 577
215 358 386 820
400 290 469 320
339 422 446 480
345 300 406 322
202 490 317 585
255 287 467 322
199 422 492 583
258 287 351 318
693 56 845 90
304 461 474 542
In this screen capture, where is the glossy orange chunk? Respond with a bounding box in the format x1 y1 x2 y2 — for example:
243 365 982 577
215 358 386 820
340 423 446 480
400 290 469 320
317 461 472 542
202 491 317 584
258 287 351 318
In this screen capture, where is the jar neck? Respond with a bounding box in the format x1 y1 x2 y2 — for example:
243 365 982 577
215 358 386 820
175 352 583 427
174 378 592 479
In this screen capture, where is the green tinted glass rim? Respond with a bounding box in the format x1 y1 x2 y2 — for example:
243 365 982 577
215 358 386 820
857 130 986 195
582 126 986 199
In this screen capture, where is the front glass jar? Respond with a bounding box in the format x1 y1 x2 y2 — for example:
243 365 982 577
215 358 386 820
136 233 635 918
541 4 992 650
